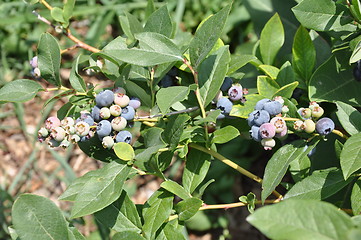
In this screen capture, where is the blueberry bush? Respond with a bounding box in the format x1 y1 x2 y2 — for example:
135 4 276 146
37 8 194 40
1 0 361 239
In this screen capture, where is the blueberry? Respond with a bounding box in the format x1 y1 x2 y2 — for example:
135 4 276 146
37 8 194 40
75 121 90 137
250 125 262 142
259 123 276 139
228 85 243 101
159 75 173 88
261 138 276 150
316 117 335 135
82 115 95 126
121 106 135 121
115 130 132 144
110 104 122 116
275 127 287 138
303 119 316 133
102 136 114 149
51 127 66 142
270 117 286 133
263 101 282 116
30 56 38 68
91 106 101 122
45 116 61 130
220 77 233 91
111 116 127 131
114 93 130 107
255 99 271 110
216 97 233 114
96 120 112 137
353 60 361 82
128 97 141 109
96 90 114 107
248 110 270 127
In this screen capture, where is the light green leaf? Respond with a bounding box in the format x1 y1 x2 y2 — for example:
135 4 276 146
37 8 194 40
292 25 316 82
211 126 240 144
114 142 135 161
262 140 318 202
12 194 69 240
292 0 357 32
113 231 146 240
0 79 44 103
198 46 230 107
38 33 61 86
69 55 86 93
336 101 361 135
351 180 361 215
160 180 191 200
247 199 354 240
71 161 131 218
119 12 144 41
63 0 75 23
272 81 298 99
142 189 174 239
230 94 264 118
144 5 173 38
227 54 257 75
94 190 142 233
155 221 186 240
189 4 231 68
156 87 190 113
175 197 203 221
257 76 280 98
51 7 65 23
340 133 361 179
284 168 353 200
67 227 85 240
260 13 284 65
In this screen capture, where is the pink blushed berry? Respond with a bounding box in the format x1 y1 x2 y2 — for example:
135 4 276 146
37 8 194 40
259 123 276 139
114 93 130 107
110 105 122 117
275 127 287 138
51 127 66 142
75 121 90 136
30 56 38 68
45 117 61 130
270 117 286 133
61 117 75 128
100 107 111 119
228 85 243 101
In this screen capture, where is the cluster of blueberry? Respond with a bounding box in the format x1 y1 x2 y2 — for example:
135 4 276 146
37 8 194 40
38 87 141 149
30 56 41 79
247 97 286 150
215 77 247 119
294 102 335 136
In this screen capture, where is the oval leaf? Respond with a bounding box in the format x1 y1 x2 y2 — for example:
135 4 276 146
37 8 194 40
0 79 44 102
175 197 203 221
340 132 361 179
114 142 135 161
160 180 191 200
211 125 240 144
336 101 361 135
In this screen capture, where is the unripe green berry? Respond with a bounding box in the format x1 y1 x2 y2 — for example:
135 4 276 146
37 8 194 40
100 107 111 119
110 104 122 116
114 93 130 107
311 106 324 119
75 121 90 136
303 119 316 133
38 127 49 138
111 116 127 131
261 138 276 150
51 127 66 142
294 120 305 132
102 136 114 149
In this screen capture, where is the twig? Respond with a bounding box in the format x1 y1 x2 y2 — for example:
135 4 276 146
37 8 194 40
133 106 199 120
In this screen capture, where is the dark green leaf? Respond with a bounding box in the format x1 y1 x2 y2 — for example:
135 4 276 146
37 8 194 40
38 33 61 86
340 133 361 179
0 79 44 103
175 197 203 221
247 199 354 240
144 5 173 38
260 13 284 65
198 46 230 107
160 180 190 200
163 114 190 150
277 61 296 87
94 190 142 233
211 126 240 144
12 194 69 240
69 55 86 93
78 136 119 162
156 86 190 113
336 101 361 135
289 155 311 183
189 4 231 68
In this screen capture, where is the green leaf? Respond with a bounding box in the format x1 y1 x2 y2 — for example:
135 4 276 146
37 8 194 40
71 161 131 218
155 221 186 240
189 4 231 68
335 139 344 160
119 12 144 41
0 79 44 102
277 61 296 87
261 140 318 202
227 54 257 75
51 7 65 23
284 168 353 200
211 126 240 144
144 5 173 38
67 227 85 240
113 231 146 240
258 65 279 80
160 180 191 200
78 135 119 162
142 189 174 239
351 180 361 215
94 190 142 233
239 192 256 213
163 114 190 150
156 86 190 113
247 199 354 240
114 142 135 161
69 55 86 93
292 26 316 82
350 39 361 64
340 133 361 179
257 76 280 98
63 0 75 23
230 94 264 118
309 55 361 106
260 13 284 65
292 0 357 32
182 148 211 194
289 155 311 183
12 194 69 240
38 33 61 86
198 46 230 107
175 197 203 221
272 81 299 99
336 101 361 135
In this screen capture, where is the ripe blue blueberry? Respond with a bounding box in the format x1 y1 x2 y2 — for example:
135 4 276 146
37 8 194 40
116 130 132 144
316 117 335 135
159 75 173 88
91 106 101 122
95 90 114 107
96 120 112 138
250 125 262 142
248 110 270 127
220 77 233 91
216 97 233 114
121 106 135 120
263 101 282 116
255 98 271 110
129 97 141 109
353 60 361 82
228 85 243 101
